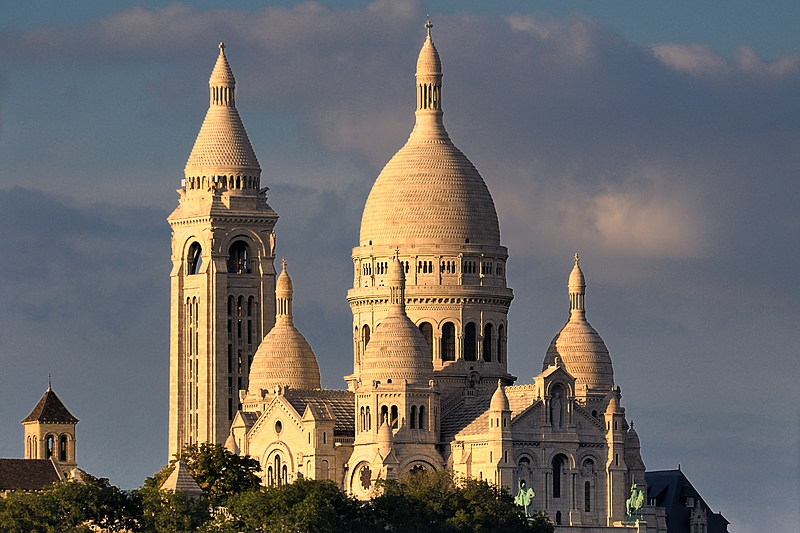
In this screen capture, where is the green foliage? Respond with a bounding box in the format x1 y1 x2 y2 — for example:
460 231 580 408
135 483 209 533
0 476 138 533
372 469 553 533
206 479 373 533
147 443 261 505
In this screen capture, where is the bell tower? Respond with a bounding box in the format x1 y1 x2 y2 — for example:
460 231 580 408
22 384 78 475
168 43 279 457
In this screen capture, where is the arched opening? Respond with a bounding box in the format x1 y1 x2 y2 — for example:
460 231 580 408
410 406 417 429
366 406 371 430
188 242 203 275
321 460 329 480
362 325 371 350
464 322 477 361
483 323 493 362
497 324 505 363
552 455 567 498
227 241 251 274
390 405 399 428
419 405 426 430
59 435 68 462
45 434 55 459
419 322 433 360
380 405 389 426
585 480 591 512
441 322 456 361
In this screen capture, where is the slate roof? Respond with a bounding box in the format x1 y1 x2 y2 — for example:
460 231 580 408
21 388 79 424
239 411 260 431
441 393 492 438
646 469 729 533
284 389 355 437
0 459 62 490
161 460 203 497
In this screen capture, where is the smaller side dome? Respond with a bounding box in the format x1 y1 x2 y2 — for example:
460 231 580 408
543 255 614 393
360 257 433 385
626 422 641 450
490 380 510 411
248 260 321 392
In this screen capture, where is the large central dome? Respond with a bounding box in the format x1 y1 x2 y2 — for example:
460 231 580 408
359 28 500 247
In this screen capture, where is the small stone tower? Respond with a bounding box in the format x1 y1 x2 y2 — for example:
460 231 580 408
168 43 279 457
22 385 78 475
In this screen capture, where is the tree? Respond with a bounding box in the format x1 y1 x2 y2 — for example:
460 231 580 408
371 469 553 533
0 475 138 533
147 443 261 505
206 479 374 533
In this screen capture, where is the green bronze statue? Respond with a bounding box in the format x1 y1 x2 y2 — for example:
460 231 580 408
626 483 644 521
514 479 536 517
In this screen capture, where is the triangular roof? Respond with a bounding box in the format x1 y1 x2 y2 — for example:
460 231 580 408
21 388 78 424
646 469 729 533
160 460 203 497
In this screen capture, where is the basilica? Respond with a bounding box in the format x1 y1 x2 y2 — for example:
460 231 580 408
167 25 676 531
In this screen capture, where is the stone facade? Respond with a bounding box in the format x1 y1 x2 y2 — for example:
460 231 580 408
173 28 670 531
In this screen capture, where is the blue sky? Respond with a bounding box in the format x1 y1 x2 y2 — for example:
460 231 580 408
0 2 798 531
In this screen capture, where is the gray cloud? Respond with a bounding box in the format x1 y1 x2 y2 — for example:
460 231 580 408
0 3 798 531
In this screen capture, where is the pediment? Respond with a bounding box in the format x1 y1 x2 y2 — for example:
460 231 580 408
510 401 542 429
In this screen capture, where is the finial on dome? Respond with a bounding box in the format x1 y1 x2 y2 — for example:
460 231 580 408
574 252 579 265
282 257 287 270
568 253 586 313
219 42 226 53
425 18 433 39
48 374 52 391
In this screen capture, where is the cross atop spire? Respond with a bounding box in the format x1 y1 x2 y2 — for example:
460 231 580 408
425 19 433 38
219 42 226 53
574 252 580 265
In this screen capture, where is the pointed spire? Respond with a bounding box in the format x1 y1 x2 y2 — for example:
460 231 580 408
415 20 443 117
209 42 235 106
276 259 294 322
387 256 406 314
568 253 586 315
490 379 510 412
184 43 261 187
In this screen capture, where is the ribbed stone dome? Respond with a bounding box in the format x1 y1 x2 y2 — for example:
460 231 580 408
185 43 260 178
248 261 320 392
543 257 614 392
359 27 500 247
359 258 434 385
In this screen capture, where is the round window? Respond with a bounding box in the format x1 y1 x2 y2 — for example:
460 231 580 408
275 420 282 434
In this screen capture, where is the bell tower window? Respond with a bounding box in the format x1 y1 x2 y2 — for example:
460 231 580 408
188 242 202 275
482 323 493 362
227 241 251 274
419 322 433 360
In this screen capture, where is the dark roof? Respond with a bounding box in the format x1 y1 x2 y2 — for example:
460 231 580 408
21 388 79 424
440 393 493 439
646 469 729 533
0 459 62 490
284 389 355 437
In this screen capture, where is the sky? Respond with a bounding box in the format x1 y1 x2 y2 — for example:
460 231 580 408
0 1 798 531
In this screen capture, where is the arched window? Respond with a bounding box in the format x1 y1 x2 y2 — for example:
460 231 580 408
360 407 365 431
188 242 203 275
585 480 591 512
441 322 456 361
267 466 274 486
390 405 399 428
483 323 493 362
552 455 566 498
274 455 282 486
419 405 426 430
227 241 251 274
464 322 477 361
419 322 433 360
366 406 371 430
45 434 55 459
362 325 371 350
410 406 417 429
497 324 505 363
321 460 329 480
381 405 389 426
59 435 68 461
